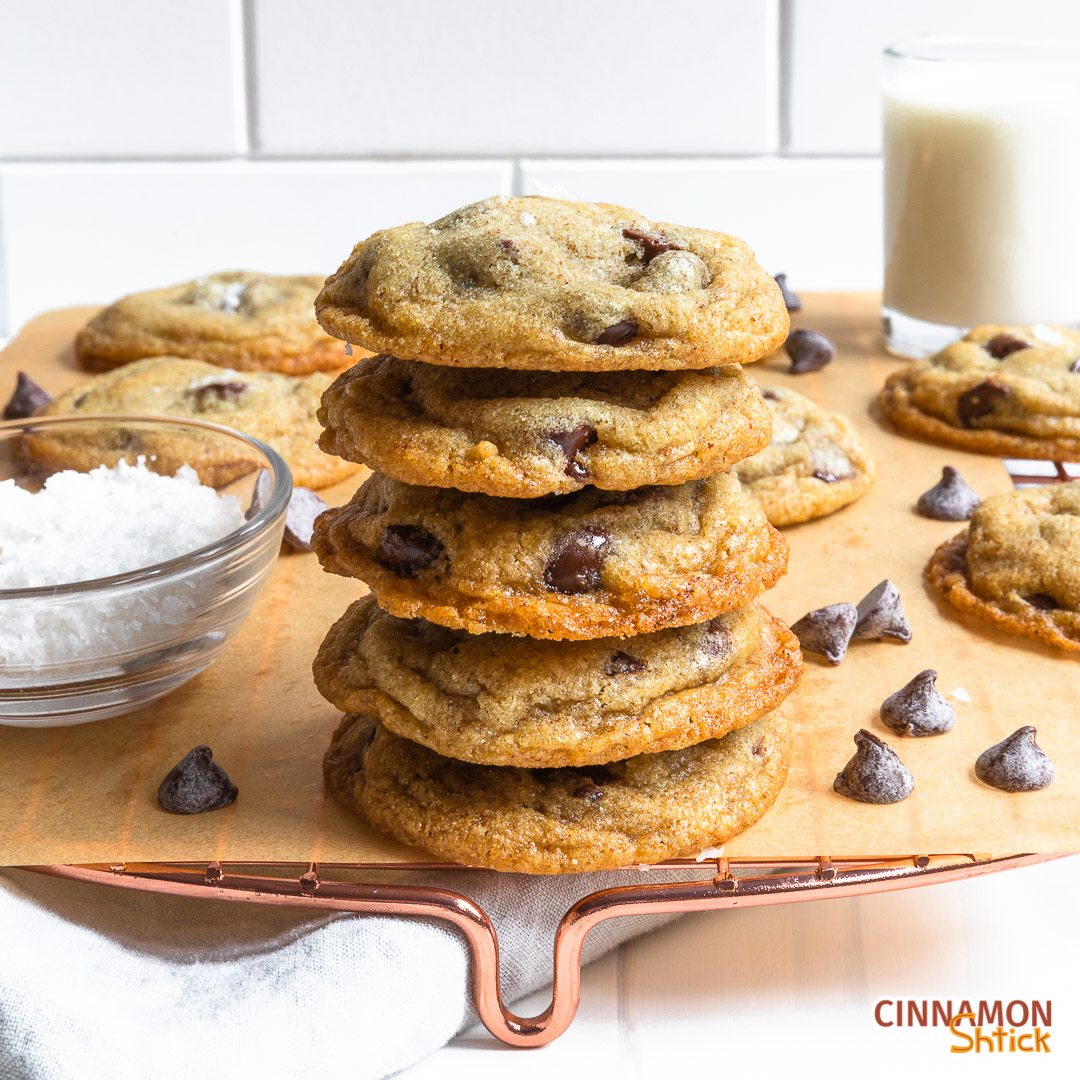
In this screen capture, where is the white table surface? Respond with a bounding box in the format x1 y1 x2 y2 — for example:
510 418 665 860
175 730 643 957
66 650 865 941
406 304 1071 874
401 855 1079 1078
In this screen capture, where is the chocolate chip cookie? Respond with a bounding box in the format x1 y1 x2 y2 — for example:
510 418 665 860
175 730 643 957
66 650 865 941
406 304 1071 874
926 480 1080 651
317 356 771 498
312 472 788 640
76 271 348 375
735 387 876 526
879 324 1080 460
313 596 802 767
323 709 791 873
315 195 788 371
35 356 360 489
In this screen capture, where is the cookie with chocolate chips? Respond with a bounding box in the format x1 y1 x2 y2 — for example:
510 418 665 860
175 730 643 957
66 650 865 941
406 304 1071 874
879 324 1080 460
317 356 772 497
312 472 788 640
322 709 792 873
926 480 1080 651
313 596 802 767
33 356 360 488
75 271 350 375
734 386 876 526
315 195 788 371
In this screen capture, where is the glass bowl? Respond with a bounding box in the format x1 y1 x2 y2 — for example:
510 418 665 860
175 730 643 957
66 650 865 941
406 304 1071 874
0 414 292 726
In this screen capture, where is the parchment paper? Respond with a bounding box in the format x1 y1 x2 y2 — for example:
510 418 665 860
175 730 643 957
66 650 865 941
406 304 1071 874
1 296 1076 864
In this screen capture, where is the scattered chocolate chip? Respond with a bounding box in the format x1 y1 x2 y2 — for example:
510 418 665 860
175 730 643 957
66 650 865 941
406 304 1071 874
193 380 247 406
956 379 1012 426
774 273 801 312
812 470 840 483
245 468 273 521
833 729 914 804
543 526 611 594
157 746 238 815
548 424 598 481
606 650 646 675
376 525 444 578
704 618 731 657
344 343 353 356
791 603 857 664
879 669 956 737
985 333 1030 360
761 388 780 401
785 329 836 374
853 580 911 643
572 783 606 802
3 371 53 420
916 466 981 521
282 487 327 552
1024 592 1060 610
975 727 1054 792
622 227 679 262
596 319 638 347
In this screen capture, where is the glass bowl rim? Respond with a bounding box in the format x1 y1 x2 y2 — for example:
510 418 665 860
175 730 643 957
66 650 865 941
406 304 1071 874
0 412 292 601
884 36 1080 72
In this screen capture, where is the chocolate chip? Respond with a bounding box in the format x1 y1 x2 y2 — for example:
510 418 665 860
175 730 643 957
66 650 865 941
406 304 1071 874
499 238 518 251
916 466 981 521
193 380 247 406
975 727 1054 792
622 227 679 262
785 329 836 374
376 525 443 578
548 424 598 480
571 783 606 802
157 746 238 815
245 468 273 521
853 580 912 643
606 650 646 675
3 371 53 420
879 669 956 737
985 333 1030 359
833 729 914 804
543 526 611 594
1070 356 1080 374
773 273 801 312
596 320 638 347
812 470 840 483
791 603 857 664
956 380 1012 426
1025 593 1059 610
704 617 732 657
282 487 327 552
761 388 780 401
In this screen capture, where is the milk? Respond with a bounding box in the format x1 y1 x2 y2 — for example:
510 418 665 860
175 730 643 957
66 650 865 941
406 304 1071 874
883 46 1080 345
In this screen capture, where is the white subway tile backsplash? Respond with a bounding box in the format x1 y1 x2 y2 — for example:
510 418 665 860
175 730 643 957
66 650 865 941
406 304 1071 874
520 159 882 291
0 1 244 159
785 0 1080 154
0 162 512 334
251 0 778 156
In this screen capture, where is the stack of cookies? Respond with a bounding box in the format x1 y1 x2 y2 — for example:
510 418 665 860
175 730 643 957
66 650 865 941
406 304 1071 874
310 196 803 873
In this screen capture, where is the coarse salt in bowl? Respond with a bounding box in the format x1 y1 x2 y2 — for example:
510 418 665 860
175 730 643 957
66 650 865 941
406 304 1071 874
0 414 292 726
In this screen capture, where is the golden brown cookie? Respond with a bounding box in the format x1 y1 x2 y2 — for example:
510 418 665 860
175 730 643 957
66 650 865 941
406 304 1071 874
323 709 792 873
317 356 771 497
313 596 802 767
34 356 360 489
315 196 788 371
926 481 1080 651
879 324 1080 460
312 472 788 640
735 386 876 526
75 271 349 375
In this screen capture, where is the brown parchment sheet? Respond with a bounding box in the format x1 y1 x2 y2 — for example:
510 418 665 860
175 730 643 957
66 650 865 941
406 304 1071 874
1 295 1077 865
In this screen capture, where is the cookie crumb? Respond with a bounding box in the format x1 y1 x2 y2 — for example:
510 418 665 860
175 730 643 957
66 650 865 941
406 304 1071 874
950 686 972 703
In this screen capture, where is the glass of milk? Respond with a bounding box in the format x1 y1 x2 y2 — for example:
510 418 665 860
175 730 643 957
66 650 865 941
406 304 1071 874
882 38 1080 358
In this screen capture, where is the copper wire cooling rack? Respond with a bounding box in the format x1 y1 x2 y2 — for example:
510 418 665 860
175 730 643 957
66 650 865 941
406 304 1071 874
19 462 1074 1046
26 853 1058 1046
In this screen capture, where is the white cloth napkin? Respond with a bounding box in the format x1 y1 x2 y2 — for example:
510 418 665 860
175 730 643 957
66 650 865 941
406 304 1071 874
0 866 684 1080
